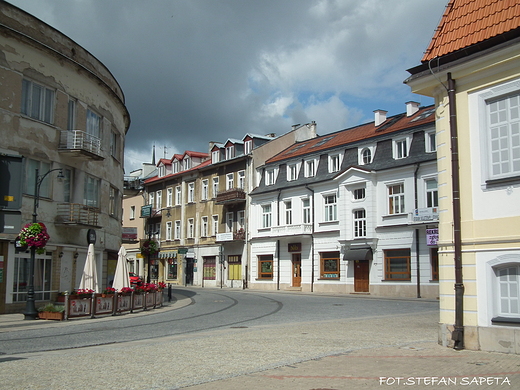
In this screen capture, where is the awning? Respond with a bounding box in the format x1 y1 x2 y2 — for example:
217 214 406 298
344 247 372 261
160 251 177 259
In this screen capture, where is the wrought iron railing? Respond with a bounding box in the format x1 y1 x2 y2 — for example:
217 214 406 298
59 130 102 157
56 203 100 226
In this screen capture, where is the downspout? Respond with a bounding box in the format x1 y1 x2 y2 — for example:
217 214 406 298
277 190 281 290
306 185 315 292
448 73 464 350
414 163 421 299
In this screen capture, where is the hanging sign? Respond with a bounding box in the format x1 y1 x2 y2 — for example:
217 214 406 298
426 229 439 246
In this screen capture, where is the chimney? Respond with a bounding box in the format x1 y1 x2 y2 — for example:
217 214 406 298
406 101 420 117
291 124 301 130
374 109 387 126
265 133 276 138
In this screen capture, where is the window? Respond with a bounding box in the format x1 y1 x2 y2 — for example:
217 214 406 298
130 205 136 220
226 145 235 160
238 170 245 189
488 94 520 179
244 140 253 154
320 252 340 279
67 99 76 129
266 169 276 185
226 212 233 232
258 255 273 279
361 148 372 164
25 160 51 198
226 173 234 190
305 159 316 177
156 190 162 209
62 168 72 203
21 79 54 124
110 130 120 159
353 209 366 237
228 255 242 280
237 210 245 230
329 154 341 172
168 256 178 279
212 150 220 163
353 188 365 200
303 198 311 224
394 139 408 159
174 220 181 239
109 186 118 217
166 221 172 241
287 164 298 181
262 204 272 228
495 265 520 317
149 192 155 207
285 200 292 225
425 130 436 152
388 183 405 214
324 194 337 222
84 175 100 208
384 249 411 280
187 219 194 238
212 215 219 235
159 165 166 177
188 182 194 203
86 108 101 138
175 186 181 205
12 253 52 301
201 216 208 237
203 257 216 280
173 161 180 173
167 187 173 207
184 157 191 170
202 180 209 200
212 177 219 197
426 179 438 208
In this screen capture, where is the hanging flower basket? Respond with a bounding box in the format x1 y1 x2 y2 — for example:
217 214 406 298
19 222 49 254
140 239 159 255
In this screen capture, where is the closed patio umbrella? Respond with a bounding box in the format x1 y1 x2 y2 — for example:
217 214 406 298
79 243 99 293
112 246 131 291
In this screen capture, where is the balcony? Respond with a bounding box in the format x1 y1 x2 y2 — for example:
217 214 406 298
59 130 103 160
270 224 313 236
216 229 245 242
55 203 100 227
215 188 246 205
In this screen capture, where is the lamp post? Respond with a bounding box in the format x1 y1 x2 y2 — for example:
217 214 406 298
145 207 170 284
23 167 64 320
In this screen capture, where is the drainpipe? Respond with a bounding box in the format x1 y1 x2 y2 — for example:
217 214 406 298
277 190 281 290
414 163 421 299
448 73 464 350
306 185 315 292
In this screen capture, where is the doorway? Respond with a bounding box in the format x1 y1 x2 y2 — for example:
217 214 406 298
354 260 369 292
292 254 301 287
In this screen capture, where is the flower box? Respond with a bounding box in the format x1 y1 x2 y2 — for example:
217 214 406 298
38 311 64 321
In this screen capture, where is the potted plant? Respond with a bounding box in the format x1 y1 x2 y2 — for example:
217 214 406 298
158 282 167 291
102 287 116 297
140 239 159 255
74 288 94 299
19 222 50 254
38 303 65 321
120 286 134 295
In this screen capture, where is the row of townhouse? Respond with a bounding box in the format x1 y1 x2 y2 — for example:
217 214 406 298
129 102 439 298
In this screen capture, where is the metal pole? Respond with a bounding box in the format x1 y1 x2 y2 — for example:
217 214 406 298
23 168 39 320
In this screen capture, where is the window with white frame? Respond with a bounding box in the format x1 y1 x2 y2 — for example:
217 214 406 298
238 170 245 189
324 194 337 222
202 180 208 200
12 252 52 302
388 183 405 214
212 177 219 197
21 79 55 124
265 169 276 185
167 187 173 207
361 148 372 164
426 179 438 208
285 200 292 225
149 192 155 207
328 154 341 173
262 204 272 228
237 210 245 229
174 220 181 239
425 130 436 153
201 216 208 237
173 161 180 173
226 145 235 160
110 130 120 160
212 150 220 163
187 218 194 238
353 187 366 201
353 209 366 238
156 190 162 209
130 205 136 220
303 198 312 223
184 157 191 170
109 186 118 217
305 159 316 177
226 212 234 232
226 173 234 190
175 186 181 205
166 221 172 240
188 182 195 203
212 215 219 235
244 140 253 154
394 138 408 159
86 108 101 138
495 265 520 318
287 164 298 181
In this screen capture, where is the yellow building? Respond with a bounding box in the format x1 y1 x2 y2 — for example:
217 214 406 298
405 0 520 353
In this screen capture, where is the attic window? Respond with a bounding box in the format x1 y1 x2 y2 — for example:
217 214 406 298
212 150 220 163
284 143 307 155
411 108 435 122
244 140 252 154
226 145 235 159
361 148 372 164
311 136 335 148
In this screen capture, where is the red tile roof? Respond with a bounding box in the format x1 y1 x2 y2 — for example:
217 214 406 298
144 159 212 184
423 0 520 62
267 105 435 164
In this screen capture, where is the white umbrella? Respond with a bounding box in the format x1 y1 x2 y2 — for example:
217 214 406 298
79 243 99 293
112 246 131 291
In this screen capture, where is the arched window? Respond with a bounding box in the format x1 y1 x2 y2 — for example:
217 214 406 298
361 148 372 164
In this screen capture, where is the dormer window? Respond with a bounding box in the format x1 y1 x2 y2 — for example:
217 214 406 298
328 153 342 173
226 145 235 160
361 148 372 164
287 163 299 181
173 161 180 173
184 157 192 170
425 130 436 153
159 165 166 177
212 150 220 163
266 169 276 185
394 138 409 159
244 140 253 154
304 159 317 177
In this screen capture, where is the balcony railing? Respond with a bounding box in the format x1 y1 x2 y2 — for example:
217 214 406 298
59 130 103 159
215 188 246 204
216 229 245 242
270 224 313 236
56 203 100 227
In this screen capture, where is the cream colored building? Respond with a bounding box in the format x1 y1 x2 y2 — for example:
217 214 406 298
405 0 520 353
0 4 130 313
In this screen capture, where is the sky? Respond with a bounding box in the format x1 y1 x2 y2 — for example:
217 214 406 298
7 0 448 173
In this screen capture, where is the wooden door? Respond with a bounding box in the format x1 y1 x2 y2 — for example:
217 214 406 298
354 260 369 292
292 254 301 287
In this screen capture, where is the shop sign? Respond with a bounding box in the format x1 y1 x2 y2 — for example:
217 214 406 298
426 228 439 246
288 243 301 252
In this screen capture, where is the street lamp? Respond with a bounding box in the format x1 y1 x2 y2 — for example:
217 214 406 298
23 167 64 320
145 207 170 284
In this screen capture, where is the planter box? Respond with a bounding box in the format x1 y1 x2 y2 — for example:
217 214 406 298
38 311 64 321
